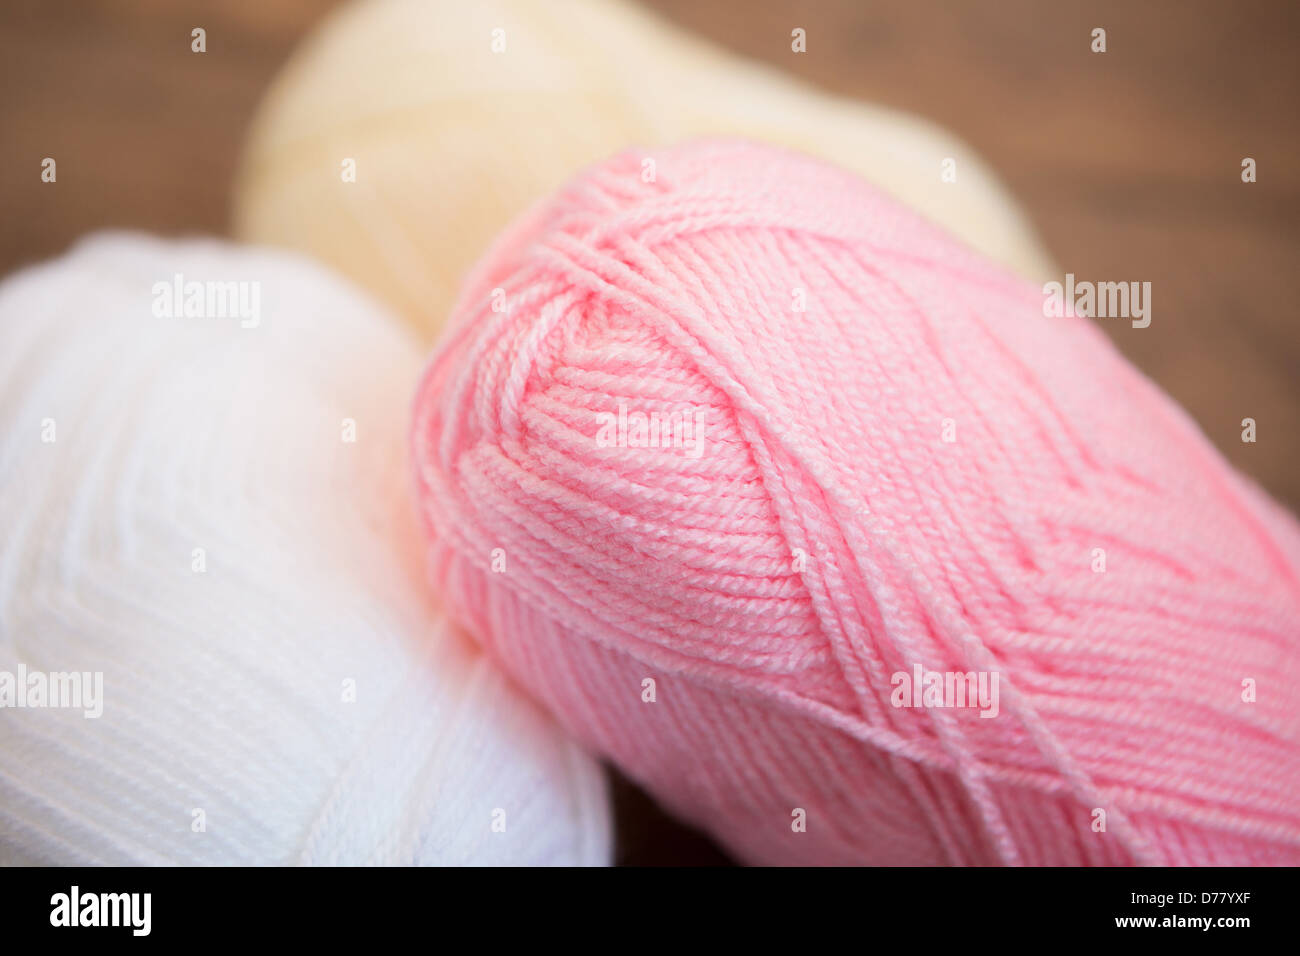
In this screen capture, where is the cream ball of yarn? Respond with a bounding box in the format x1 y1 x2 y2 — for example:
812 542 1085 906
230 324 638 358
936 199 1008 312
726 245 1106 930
233 0 1054 342
0 233 609 866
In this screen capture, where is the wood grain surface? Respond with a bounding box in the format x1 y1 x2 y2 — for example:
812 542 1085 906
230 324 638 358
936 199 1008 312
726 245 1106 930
3 0 1296 865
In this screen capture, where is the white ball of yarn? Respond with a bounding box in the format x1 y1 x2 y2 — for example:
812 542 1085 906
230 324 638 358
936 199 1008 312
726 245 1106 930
0 233 610 865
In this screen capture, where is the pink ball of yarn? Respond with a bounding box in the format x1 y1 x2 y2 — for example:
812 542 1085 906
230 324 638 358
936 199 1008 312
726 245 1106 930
412 139 1300 865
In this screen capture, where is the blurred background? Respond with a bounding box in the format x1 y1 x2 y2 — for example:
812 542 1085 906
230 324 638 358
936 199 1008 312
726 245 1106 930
2 0 1296 864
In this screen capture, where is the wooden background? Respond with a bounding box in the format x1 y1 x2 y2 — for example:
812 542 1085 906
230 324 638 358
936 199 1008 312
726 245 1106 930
2 0 1296 865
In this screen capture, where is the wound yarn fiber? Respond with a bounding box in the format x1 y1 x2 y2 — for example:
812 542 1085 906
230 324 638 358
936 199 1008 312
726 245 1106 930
234 0 1053 343
0 234 609 866
411 140 1300 866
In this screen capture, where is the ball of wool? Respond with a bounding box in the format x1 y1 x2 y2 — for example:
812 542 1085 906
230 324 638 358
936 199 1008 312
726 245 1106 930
233 0 1053 343
411 140 1300 866
0 233 609 866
